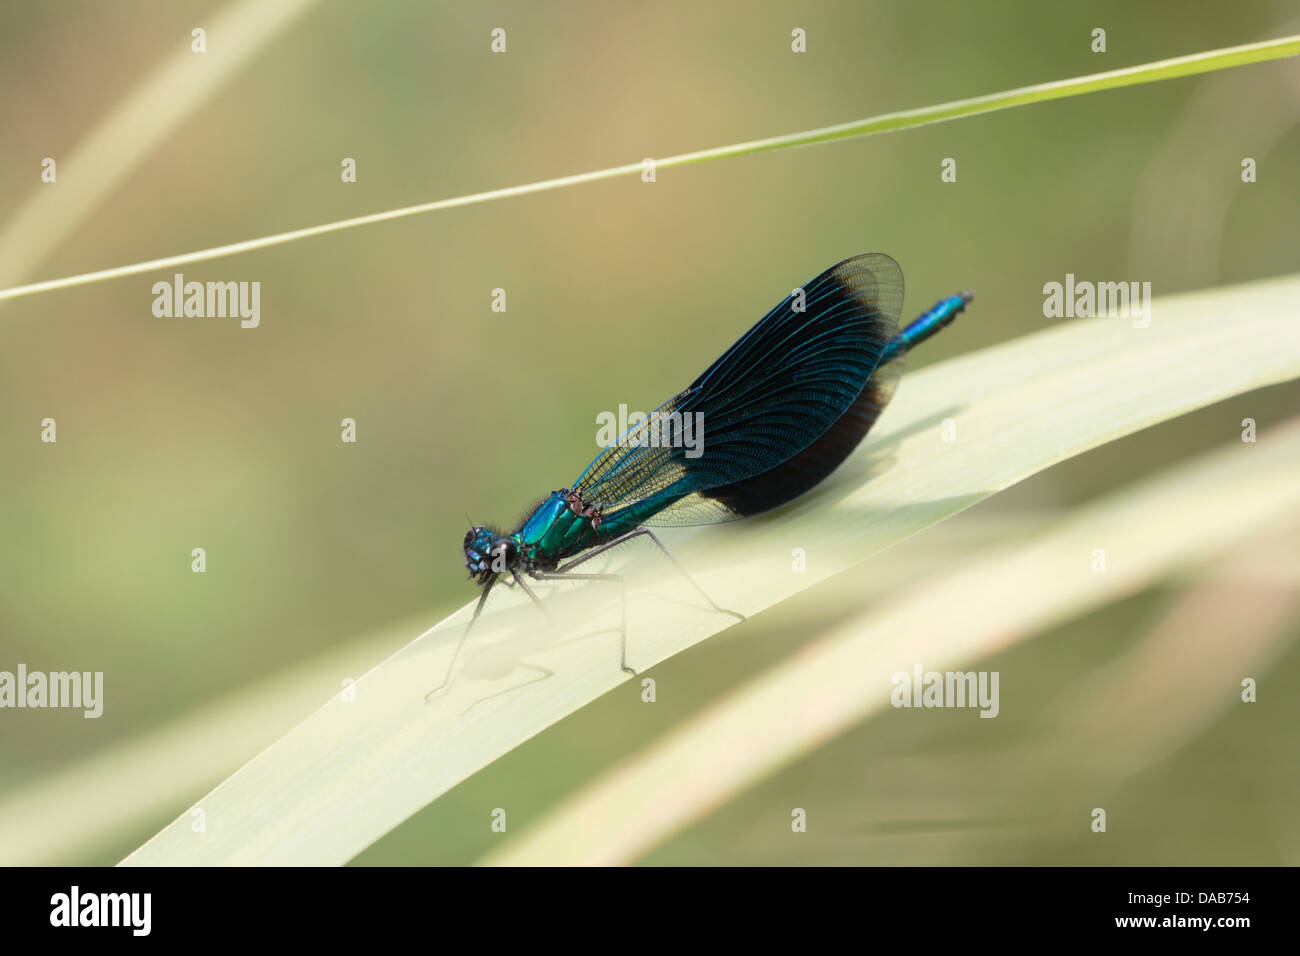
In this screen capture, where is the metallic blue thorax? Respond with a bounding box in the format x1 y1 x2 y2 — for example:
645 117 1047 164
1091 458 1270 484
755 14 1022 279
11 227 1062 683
513 491 601 566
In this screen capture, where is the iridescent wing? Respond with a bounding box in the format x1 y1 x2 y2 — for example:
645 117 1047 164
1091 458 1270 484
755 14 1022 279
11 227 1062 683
573 253 905 527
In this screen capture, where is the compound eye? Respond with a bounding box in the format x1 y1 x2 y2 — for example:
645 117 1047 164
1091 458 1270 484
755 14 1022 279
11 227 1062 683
464 526 494 553
491 539 518 563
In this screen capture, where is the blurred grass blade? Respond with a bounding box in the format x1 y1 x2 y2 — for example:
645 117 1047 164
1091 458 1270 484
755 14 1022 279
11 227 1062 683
0 620 415 866
121 273 1300 865
486 423 1300 865
0 0 320 291
1023 529 1300 786
4 33 1298 304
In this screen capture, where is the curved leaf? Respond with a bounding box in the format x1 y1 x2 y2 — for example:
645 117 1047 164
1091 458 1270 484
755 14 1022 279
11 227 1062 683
122 273 1300 865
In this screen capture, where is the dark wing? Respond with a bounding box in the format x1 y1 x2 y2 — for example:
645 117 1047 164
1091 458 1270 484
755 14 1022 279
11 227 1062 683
573 253 905 525
646 346 905 525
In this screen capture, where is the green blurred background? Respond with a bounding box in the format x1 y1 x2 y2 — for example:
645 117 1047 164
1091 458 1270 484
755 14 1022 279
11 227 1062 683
1 0 1297 864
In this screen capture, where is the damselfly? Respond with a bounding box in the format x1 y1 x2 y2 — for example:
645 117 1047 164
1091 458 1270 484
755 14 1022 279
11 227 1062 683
429 253 971 698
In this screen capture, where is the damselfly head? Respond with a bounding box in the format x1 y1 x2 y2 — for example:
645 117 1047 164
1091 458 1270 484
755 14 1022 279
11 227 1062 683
463 526 517 583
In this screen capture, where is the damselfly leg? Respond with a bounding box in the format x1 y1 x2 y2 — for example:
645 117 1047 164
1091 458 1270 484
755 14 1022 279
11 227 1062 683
425 569 551 702
541 526 743 676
